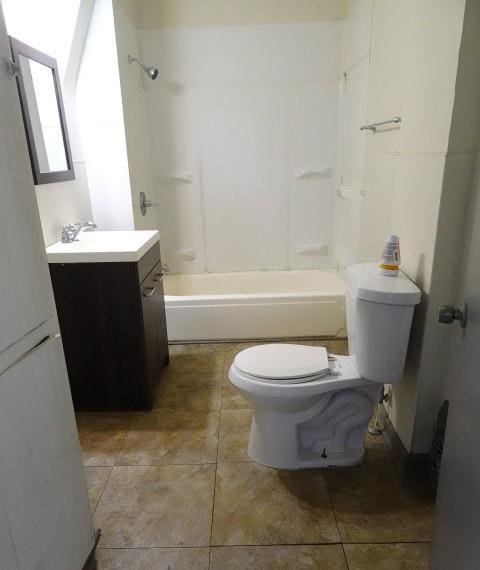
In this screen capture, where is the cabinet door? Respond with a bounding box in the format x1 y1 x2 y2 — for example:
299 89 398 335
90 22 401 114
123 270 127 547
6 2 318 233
141 269 162 392
0 335 95 568
141 263 169 391
151 267 169 366
0 8 54 353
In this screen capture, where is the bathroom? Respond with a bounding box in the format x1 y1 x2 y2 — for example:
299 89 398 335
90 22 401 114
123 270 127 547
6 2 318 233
0 0 480 568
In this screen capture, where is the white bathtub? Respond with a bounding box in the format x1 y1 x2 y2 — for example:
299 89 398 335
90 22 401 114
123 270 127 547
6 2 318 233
163 270 346 342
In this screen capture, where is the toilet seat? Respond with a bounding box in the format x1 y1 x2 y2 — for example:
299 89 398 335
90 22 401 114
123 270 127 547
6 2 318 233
234 344 330 383
230 353 370 398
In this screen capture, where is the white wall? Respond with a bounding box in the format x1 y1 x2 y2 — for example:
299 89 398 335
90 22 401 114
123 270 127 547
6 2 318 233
2 0 93 246
35 163 93 245
340 0 475 453
139 21 342 273
134 0 346 28
113 0 158 230
77 0 134 231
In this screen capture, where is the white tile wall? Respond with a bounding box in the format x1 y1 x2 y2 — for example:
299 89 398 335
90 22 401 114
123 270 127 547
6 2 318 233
357 152 395 262
398 1 465 155
139 22 342 273
390 155 446 292
364 0 404 155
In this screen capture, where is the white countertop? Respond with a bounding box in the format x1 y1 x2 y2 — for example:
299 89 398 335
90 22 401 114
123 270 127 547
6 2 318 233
46 230 160 263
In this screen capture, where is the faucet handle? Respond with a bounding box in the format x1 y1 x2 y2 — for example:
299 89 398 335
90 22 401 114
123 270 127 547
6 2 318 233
61 223 76 243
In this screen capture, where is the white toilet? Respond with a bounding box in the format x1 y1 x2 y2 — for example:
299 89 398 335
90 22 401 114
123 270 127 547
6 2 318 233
228 263 421 469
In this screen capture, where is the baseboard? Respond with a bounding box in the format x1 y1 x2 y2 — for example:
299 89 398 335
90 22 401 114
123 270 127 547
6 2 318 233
379 409 430 479
168 336 347 345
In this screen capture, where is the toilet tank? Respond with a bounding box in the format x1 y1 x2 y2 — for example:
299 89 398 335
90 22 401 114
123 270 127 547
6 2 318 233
345 263 421 384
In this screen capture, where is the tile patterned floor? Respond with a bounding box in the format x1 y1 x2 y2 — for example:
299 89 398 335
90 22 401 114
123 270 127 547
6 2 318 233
79 340 434 569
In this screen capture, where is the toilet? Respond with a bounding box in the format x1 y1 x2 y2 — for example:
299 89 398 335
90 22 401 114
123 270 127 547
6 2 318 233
228 262 421 469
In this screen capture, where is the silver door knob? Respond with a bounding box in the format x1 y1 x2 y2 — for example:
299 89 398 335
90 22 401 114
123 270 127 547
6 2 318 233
438 304 468 327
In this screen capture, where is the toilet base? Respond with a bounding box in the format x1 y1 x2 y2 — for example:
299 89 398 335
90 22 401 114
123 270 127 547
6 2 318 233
246 385 380 469
248 444 365 469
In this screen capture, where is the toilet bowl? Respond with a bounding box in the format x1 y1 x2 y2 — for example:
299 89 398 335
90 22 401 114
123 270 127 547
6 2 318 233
228 263 421 469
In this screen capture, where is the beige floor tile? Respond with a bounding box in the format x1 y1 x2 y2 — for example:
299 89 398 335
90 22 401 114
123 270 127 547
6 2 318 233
344 543 431 569
223 339 348 371
77 414 132 466
84 466 111 512
324 461 434 543
116 409 219 465
210 545 347 569
221 377 253 409
211 462 340 545
364 431 392 461
218 409 252 463
169 342 225 356
302 339 349 355
93 547 210 569
168 343 225 375
95 465 216 548
222 344 254 409
154 370 222 411
224 342 267 367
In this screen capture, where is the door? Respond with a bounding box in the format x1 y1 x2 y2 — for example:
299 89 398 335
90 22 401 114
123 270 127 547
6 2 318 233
0 335 95 569
431 162 480 568
0 501 17 570
0 3 53 354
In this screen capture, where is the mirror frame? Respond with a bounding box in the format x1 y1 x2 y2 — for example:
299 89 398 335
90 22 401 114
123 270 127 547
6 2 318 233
9 36 75 185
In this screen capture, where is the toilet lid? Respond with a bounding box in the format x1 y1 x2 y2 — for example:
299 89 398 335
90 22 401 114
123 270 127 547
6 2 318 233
234 344 330 381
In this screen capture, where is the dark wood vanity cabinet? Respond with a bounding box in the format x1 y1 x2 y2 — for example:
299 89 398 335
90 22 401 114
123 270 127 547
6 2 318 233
49 243 169 411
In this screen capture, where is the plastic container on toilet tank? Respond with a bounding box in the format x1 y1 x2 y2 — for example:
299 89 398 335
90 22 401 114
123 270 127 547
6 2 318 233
345 263 421 384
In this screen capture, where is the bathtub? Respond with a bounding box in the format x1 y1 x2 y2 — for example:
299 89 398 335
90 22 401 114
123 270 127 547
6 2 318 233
163 270 346 342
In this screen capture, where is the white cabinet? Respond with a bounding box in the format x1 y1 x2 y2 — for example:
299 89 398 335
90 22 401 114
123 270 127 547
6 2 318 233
0 335 95 569
0 12 53 355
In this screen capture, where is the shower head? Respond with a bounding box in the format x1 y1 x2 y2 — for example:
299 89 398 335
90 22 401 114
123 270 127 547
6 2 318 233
128 54 158 80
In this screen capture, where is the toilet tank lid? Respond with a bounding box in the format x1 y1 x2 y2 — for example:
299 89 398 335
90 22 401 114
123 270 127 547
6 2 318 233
345 263 421 306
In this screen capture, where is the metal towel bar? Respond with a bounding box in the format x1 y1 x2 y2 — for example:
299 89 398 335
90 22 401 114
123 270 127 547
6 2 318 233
360 116 402 131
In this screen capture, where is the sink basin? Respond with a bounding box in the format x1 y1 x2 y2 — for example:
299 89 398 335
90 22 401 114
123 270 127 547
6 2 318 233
46 230 159 263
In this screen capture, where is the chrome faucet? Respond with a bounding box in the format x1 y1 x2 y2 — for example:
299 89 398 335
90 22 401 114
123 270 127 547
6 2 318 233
61 221 97 243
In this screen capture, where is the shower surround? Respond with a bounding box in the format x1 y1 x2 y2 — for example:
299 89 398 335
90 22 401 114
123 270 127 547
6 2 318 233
113 7 348 340
138 21 342 274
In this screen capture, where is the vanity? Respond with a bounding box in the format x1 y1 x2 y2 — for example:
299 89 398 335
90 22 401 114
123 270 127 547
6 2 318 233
46 230 169 411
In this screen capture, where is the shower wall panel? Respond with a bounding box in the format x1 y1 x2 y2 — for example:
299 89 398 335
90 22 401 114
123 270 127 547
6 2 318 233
140 22 342 273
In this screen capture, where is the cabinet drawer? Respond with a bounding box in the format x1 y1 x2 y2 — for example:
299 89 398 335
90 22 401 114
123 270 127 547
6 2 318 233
138 243 161 284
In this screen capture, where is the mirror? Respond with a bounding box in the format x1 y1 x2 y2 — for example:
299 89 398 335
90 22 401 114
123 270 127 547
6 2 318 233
9 37 74 185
